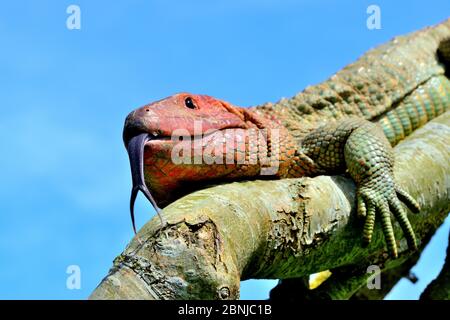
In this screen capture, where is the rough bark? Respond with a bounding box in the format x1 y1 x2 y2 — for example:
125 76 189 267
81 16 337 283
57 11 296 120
90 112 450 300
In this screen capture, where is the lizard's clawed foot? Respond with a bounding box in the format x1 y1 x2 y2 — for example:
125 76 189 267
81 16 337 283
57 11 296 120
356 180 420 258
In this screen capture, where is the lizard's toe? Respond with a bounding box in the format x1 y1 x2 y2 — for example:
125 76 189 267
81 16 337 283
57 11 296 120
389 196 417 250
395 185 420 213
378 201 398 258
361 200 376 245
357 191 368 218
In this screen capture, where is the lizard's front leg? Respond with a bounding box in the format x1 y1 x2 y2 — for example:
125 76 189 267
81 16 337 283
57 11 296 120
301 118 420 258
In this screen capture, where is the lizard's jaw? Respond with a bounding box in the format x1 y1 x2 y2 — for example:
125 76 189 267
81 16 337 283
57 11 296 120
140 126 288 206
124 129 246 214
125 128 251 212
126 122 292 227
142 130 249 190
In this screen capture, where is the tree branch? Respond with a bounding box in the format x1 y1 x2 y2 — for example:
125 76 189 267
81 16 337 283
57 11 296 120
90 112 450 300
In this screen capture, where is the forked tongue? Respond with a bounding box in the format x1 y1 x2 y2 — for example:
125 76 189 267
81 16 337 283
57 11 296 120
127 133 165 235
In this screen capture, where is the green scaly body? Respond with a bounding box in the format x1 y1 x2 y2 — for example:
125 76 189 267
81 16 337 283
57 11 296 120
248 19 450 256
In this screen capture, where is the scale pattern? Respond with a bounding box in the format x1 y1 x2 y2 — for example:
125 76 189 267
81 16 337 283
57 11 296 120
251 19 450 257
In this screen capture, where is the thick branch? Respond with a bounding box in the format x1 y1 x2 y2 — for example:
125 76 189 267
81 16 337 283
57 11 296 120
90 112 450 300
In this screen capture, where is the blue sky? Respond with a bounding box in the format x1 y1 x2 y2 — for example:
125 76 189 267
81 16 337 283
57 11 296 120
0 0 448 299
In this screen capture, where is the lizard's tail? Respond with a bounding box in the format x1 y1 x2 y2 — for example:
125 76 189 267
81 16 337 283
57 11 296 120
378 74 450 146
377 36 450 146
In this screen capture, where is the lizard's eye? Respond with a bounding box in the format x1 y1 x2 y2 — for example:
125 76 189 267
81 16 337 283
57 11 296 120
184 97 197 109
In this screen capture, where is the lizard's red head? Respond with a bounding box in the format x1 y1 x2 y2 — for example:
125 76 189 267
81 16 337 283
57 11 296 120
123 93 279 232
123 93 249 145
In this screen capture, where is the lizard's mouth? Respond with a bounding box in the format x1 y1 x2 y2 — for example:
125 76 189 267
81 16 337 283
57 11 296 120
125 129 227 233
125 123 267 232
